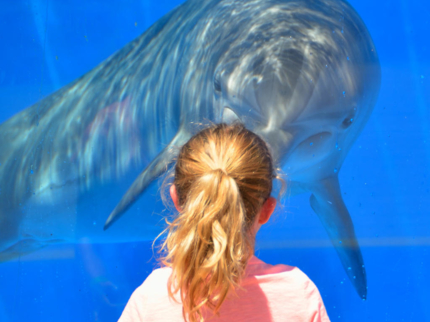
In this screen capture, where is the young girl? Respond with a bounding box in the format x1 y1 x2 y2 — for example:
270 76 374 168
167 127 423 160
119 123 330 322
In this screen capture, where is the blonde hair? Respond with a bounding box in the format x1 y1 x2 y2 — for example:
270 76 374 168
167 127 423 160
156 123 276 322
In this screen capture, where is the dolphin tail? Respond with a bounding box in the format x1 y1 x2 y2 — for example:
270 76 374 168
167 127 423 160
103 129 192 230
309 176 367 299
0 239 47 262
0 211 22 261
0 237 64 262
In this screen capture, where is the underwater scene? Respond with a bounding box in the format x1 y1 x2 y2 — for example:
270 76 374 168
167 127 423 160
0 0 429 321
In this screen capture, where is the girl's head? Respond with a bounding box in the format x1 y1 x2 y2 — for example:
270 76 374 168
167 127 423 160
157 123 278 322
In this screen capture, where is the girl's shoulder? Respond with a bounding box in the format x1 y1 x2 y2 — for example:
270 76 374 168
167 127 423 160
245 257 320 294
132 266 173 298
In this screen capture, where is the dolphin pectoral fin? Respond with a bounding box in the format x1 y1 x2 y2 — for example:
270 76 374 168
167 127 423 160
309 176 367 299
103 129 192 230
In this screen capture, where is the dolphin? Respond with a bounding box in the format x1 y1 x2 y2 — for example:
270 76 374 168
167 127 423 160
0 0 380 299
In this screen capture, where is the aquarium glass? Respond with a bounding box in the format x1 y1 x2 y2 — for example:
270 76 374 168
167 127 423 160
0 0 429 321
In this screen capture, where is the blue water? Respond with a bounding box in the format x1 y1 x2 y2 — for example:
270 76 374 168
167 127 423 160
0 0 429 321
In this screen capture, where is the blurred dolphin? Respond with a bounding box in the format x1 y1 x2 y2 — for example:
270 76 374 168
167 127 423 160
0 0 380 299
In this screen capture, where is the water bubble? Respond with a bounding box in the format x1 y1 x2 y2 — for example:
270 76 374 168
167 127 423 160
347 56 350 61
30 169 34 174
339 240 342 244
325 64 328 68
334 168 338 173
93 221 97 226
348 267 351 270
342 91 346 97
362 265 365 268
353 276 356 279
310 142 313 146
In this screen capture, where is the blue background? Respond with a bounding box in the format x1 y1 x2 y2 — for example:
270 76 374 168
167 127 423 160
0 0 429 321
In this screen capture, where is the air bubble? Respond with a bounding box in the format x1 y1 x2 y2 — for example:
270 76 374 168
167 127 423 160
342 91 346 97
348 267 351 270
334 168 338 173
310 142 313 146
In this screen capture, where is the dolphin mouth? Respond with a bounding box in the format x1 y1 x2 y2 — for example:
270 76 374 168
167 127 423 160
290 131 332 154
303 131 333 147
283 131 333 172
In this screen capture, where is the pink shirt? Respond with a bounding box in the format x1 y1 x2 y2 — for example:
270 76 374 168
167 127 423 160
119 256 330 322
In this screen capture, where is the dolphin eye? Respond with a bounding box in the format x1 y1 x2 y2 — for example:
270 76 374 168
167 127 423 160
341 108 357 129
214 77 222 93
341 117 354 128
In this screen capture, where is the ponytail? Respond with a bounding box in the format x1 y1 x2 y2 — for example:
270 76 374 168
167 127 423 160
156 123 274 322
